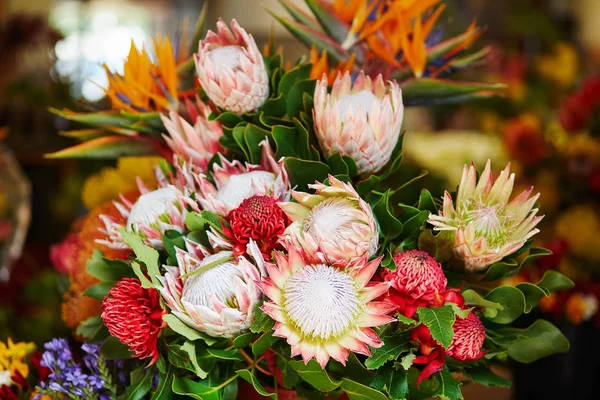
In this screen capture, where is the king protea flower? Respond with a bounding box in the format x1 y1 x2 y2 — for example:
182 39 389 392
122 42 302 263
161 102 223 170
158 239 264 338
196 141 290 215
279 175 377 267
195 19 269 114
258 242 395 368
428 160 543 271
313 71 403 175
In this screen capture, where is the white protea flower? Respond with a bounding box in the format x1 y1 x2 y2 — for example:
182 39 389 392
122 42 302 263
313 71 404 175
428 160 544 271
160 101 223 170
99 161 201 249
258 241 395 368
158 239 264 338
195 19 269 114
279 175 378 267
196 141 290 214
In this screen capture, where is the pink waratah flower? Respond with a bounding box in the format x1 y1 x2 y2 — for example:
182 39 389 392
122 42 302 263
196 141 289 215
161 102 223 170
279 175 378 267
258 241 395 368
428 160 544 271
158 239 265 338
446 311 486 362
313 71 403 175
381 250 448 318
195 19 269 114
99 163 201 249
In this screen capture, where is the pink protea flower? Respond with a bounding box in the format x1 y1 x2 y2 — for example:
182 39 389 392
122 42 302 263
428 160 544 271
196 141 290 214
157 239 264 338
313 71 403 175
160 102 223 170
381 250 448 318
446 312 486 362
258 241 395 368
279 175 378 267
195 19 269 114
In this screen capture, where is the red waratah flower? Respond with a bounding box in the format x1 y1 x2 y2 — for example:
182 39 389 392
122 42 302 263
101 278 165 364
410 324 446 386
224 195 290 260
503 119 545 166
446 312 486 362
381 250 447 318
0 386 18 400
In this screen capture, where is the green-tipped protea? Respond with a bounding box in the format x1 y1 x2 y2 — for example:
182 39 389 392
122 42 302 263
428 160 543 271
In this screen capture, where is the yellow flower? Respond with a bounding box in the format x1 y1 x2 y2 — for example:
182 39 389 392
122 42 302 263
556 205 600 261
0 338 35 380
81 156 161 209
536 42 579 88
563 134 600 167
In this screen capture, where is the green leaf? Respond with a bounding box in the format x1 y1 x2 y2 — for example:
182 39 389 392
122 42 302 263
536 270 574 293
181 341 208 379
200 210 228 234
287 79 318 118
120 367 155 400
86 251 135 282
284 158 331 192
171 376 220 400
250 303 275 333
233 332 258 349
131 262 153 289
150 370 176 400
252 331 280 357
432 368 463 400
236 369 277 398
185 211 207 231
418 230 454 263
278 63 312 94
46 135 161 159
244 124 271 164
206 348 244 361
371 367 408 400
498 320 570 363
417 306 456 349
83 282 113 300
399 352 416 371
372 191 403 241
463 367 512 388
289 359 341 391
462 289 503 319
304 0 349 43
481 259 519 282
401 78 504 107
484 286 526 324
273 344 300 388
121 229 161 286
515 282 548 313
365 335 412 370
519 247 553 269
101 336 133 360
162 230 186 262
327 153 350 175
277 0 323 31
76 316 105 340
407 367 440 399
396 313 418 328
418 189 438 213
163 314 217 345
341 378 387 400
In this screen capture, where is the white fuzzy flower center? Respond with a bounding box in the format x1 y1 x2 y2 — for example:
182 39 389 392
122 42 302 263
283 264 360 339
209 45 244 71
337 90 381 118
0 370 12 386
182 252 242 307
303 198 356 242
127 186 179 227
217 170 276 210
466 205 508 247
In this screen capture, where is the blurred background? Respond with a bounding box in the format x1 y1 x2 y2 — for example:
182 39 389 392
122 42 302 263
1 0 599 399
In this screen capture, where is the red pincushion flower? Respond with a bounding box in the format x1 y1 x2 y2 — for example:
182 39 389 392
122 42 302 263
225 195 290 260
381 250 447 317
101 278 165 364
503 119 545 166
447 312 486 362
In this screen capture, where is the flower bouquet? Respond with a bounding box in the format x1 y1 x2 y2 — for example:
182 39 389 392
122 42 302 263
7 1 573 399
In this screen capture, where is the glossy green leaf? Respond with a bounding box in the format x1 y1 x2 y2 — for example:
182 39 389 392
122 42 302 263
284 158 331 192
417 306 456 349
287 79 318 118
46 136 160 159
233 332 258 349
76 316 105 340
401 78 504 107
171 376 220 400
182 341 208 379
150 368 176 400
289 359 341 391
365 335 412 370
407 367 440 399
250 303 275 333
86 251 135 282
432 368 463 400
418 189 438 213
519 247 553 269
236 369 277 398
206 348 244 361
515 282 548 313
277 0 323 31
252 331 279 357
372 191 403 241
83 282 113 300
341 378 387 400
121 367 155 400
418 229 454 263
185 212 206 231
100 336 132 360
536 270 574 293
305 0 349 42
163 314 217 345
499 320 570 363
399 352 416 371
121 229 161 286
484 286 526 324
371 367 408 400
481 258 519 282
462 289 503 319
162 230 185 262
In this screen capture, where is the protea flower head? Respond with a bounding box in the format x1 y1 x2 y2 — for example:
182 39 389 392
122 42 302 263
381 250 448 318
196 141 290 215
313 71 403 175
446 312 486 362
101 277 165 364
195 19 269 114
158 239 264 338
258 242 395 368
99 163 201 249
160 102 223 170
428 160 544 271
279 175 378 267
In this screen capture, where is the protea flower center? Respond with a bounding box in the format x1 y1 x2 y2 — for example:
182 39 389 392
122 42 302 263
338 90 382 118
216 171 277 210
463 204 507 247
226 195 289 259
282 264 361 339
181 252 241 307
209 45 244 71
447 312 486 362
127 186 179 227
303 198 356 243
